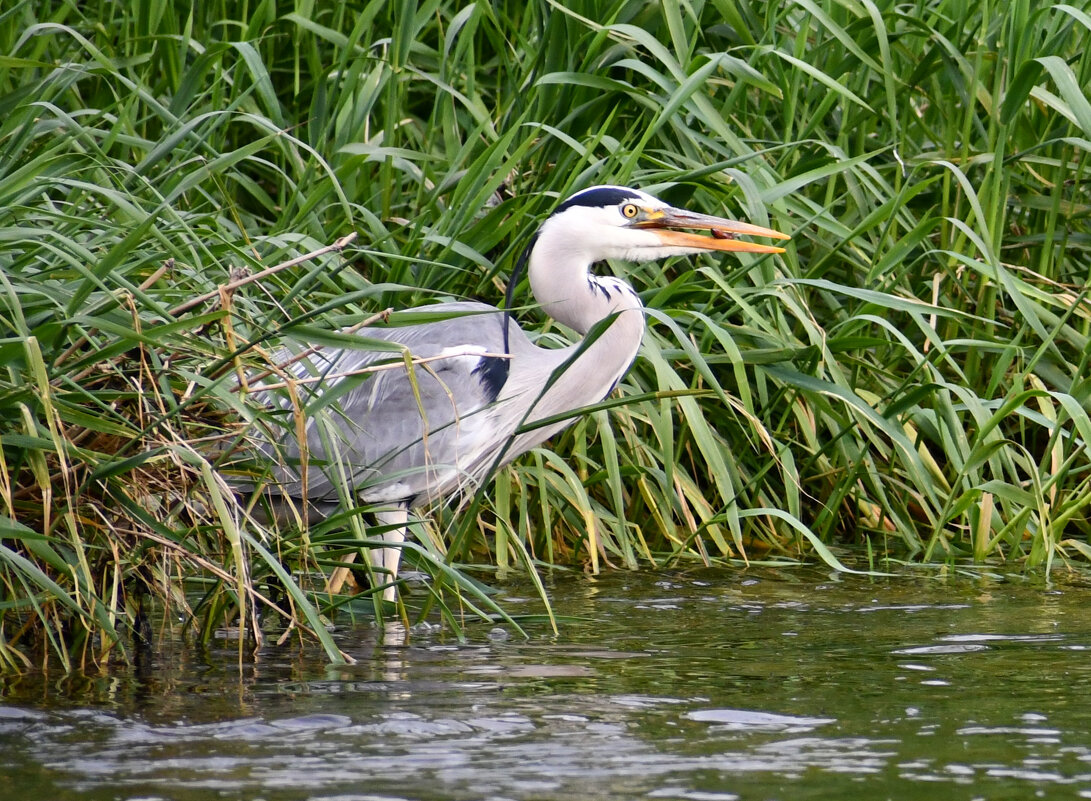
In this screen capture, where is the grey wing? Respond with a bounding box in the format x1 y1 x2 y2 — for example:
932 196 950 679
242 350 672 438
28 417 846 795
249 302 517 507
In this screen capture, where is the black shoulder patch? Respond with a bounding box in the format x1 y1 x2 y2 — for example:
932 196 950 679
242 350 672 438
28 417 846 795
552 186 638 215
473 356 509 402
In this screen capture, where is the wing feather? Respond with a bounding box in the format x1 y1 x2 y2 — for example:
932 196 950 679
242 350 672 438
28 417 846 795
248 302 519 505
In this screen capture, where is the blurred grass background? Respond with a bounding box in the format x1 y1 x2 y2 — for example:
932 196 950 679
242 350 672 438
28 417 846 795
0 0 1089 669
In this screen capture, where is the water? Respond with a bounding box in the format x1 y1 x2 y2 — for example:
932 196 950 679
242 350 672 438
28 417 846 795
3 566 1091 800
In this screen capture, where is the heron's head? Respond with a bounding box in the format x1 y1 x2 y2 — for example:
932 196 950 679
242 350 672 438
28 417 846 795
535 185 789 264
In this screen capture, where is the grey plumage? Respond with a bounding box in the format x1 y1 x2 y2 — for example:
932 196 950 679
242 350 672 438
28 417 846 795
250 300 592 510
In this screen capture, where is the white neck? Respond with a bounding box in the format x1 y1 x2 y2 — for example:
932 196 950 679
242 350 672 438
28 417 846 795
527 224 646 336
521 223 647 418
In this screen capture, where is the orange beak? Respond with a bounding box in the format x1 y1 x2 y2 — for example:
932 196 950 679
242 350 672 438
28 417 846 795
639 207 790 254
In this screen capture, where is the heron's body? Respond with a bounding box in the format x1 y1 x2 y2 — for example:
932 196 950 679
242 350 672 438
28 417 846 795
260 295 641 511
245 186 787 600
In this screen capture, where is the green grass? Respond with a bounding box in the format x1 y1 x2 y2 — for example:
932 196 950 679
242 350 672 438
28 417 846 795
0 0 1089 670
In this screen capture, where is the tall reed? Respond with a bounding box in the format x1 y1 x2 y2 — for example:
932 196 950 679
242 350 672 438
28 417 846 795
0 0 1088 669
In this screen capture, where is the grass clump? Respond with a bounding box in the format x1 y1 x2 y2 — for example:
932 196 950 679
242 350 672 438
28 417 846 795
0 0 1088 670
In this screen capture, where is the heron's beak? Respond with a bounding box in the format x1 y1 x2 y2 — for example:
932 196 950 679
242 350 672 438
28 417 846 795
640 207 790 254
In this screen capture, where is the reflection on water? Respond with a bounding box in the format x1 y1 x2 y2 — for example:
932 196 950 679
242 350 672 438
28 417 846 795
3 567 1091 800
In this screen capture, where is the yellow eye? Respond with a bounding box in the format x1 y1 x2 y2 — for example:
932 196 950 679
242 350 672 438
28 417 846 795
621 203 639 219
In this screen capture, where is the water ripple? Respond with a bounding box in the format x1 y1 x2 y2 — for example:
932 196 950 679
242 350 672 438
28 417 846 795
686 709 836 732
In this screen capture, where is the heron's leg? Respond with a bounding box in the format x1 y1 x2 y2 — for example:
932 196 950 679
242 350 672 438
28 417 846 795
372 505 408 603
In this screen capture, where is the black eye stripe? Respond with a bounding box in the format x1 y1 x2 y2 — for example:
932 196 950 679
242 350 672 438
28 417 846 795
552 187 641 215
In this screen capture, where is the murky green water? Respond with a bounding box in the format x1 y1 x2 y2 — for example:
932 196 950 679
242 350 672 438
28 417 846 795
3 567 1091 800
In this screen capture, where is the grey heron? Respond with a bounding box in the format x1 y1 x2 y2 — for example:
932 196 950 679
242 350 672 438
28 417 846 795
246 185 788 601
